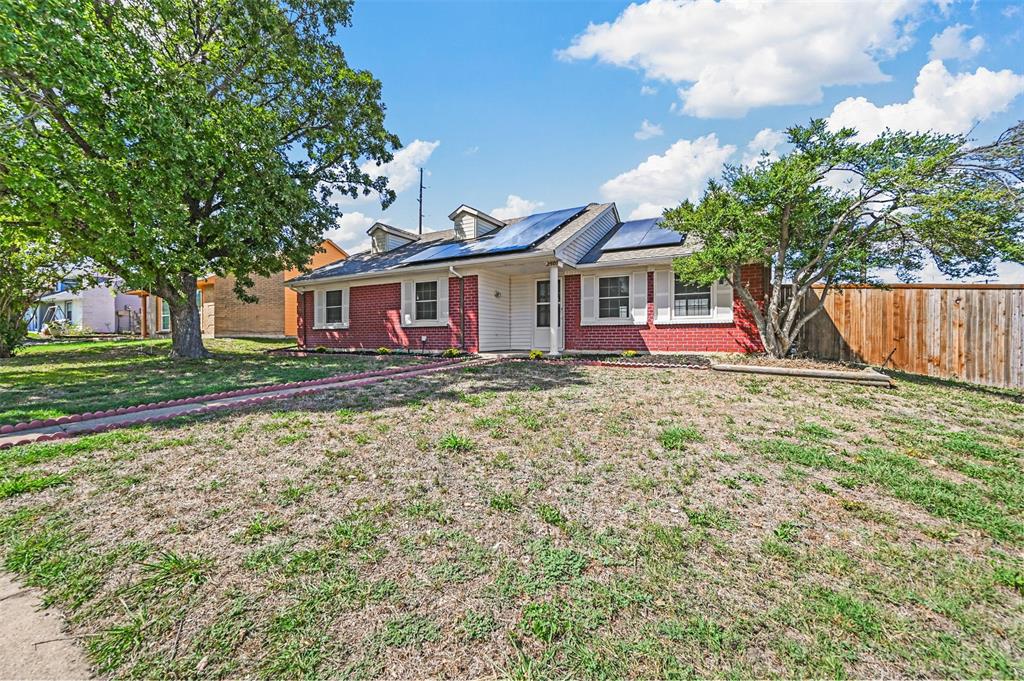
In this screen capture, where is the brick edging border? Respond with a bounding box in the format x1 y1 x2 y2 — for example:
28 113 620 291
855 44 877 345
0 358 460 436
509 358 711 370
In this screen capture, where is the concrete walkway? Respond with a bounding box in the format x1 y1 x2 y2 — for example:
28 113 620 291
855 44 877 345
0 574 91 679
0 359 494 450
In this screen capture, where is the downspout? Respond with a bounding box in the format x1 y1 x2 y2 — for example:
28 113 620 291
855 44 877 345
449 266 466 352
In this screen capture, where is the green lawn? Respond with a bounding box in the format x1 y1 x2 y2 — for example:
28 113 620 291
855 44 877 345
0 362 1021 678
0 338 421 426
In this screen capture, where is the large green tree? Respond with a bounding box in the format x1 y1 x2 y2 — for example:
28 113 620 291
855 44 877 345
664 119 1024 358
0 0 399 358
0 222 85 358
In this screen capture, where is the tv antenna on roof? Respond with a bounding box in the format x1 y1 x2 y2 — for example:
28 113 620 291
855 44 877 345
417 167 426 235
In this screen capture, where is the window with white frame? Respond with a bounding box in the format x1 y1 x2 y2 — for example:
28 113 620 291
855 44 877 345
415 281 438 321
160 299 170 330
325 290 344 323
673 279 712 317
598 276 630 319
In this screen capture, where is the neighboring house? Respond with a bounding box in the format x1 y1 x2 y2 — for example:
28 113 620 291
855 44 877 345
135 239 347 338
286 203 768 354
26 276 140 334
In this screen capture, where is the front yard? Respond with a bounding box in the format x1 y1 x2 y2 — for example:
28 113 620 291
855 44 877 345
0 360 1021 677
0 338 422 426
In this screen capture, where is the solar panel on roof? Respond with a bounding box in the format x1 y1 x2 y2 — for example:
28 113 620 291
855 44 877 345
603 218 658 250
400 205 585 265
638 222 684 248
602 217 683 251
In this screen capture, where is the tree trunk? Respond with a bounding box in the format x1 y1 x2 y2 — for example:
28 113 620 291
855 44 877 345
0 294 30 358
164 274 210 359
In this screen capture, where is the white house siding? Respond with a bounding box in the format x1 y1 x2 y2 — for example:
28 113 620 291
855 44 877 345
475 269 511 351
509 274 540 350
556 205 619 264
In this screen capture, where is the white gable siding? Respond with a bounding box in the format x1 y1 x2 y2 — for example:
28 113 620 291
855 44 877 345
556 205 618 264
454 214 474 240
476 270 511 351
386 233 412 251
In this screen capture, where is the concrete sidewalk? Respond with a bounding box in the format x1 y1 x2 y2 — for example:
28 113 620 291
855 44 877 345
0 359 494 450
0 575 91 679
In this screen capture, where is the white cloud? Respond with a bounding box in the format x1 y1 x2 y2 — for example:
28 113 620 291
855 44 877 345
490 195 545 221
600 134 736 219
559 0 928 118
463 145 479 156
347 139 440 201
742 127 787 165
323 211 374 254
828 60 1024 140
875 258 1024 284
640 84 658 95
928 24 984 60
634 119 664 140
1002 4 1022 19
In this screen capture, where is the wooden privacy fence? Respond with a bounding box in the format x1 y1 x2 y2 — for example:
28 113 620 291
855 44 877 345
800 284 1024 390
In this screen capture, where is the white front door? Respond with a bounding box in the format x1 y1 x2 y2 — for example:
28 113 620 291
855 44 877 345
532 278 563 351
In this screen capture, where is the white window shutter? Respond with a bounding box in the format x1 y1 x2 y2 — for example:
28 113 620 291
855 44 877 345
631 271 648 324
341 287 350 326
436 277 450 325
401 281 414 326
654 270 671 323
314 290 325 328
715 279 733 318
581 276 596 323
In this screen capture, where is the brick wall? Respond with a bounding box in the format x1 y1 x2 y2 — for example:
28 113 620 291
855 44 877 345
564 264 766 353
298 276 479 352
214 272 287 338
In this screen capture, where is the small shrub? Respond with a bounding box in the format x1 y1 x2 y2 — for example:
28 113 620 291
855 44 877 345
658 426 705 450
378 614 439 648
537 504 566 528
441 347 462 358
621 349 639 358
376 346 393 355
488 490 523 513
521 601 571 642
438 432 475 454
528 349 545 360
994 564 1023 593
460 610 498 641
314 346 328 353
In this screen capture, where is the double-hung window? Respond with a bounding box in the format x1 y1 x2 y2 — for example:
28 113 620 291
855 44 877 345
598 276 630 319
415 281 438 321
160 300 170 330
673 279 712 317
325 290 344 324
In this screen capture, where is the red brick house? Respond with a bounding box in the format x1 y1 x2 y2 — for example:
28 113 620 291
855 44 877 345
286 203 767 355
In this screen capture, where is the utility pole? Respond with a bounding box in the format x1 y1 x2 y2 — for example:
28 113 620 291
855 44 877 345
417 167 424 235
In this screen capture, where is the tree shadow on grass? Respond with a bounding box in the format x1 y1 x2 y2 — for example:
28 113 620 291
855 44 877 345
887 369 1023 404
119 360 595 439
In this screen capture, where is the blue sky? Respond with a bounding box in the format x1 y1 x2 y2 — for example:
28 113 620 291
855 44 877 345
326 0 1024 282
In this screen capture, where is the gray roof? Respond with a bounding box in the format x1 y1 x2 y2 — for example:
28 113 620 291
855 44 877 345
288 202 698 284
537 203 614 250
289 204 604 283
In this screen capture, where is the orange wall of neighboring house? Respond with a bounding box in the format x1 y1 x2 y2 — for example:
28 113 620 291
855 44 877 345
283 240 348 337
140 240 346 339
